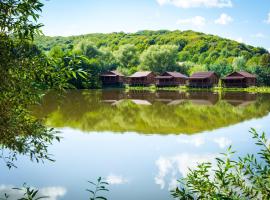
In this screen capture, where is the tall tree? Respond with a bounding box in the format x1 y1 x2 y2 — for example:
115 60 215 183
232 56 246 71
140 45 178 73
114 44 139 68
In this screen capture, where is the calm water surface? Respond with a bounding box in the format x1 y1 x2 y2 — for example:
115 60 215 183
1 90 270 200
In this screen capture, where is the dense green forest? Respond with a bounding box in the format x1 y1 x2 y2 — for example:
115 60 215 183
35 30 270 88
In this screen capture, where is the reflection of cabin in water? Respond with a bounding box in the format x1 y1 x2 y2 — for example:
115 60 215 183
189 72 219 88
221 71 256 88
101 89 126 104
155 72 188 87
128 71 155 86
155 91 187 104
100 71 125 87
222 92 257 106
188 92 219 105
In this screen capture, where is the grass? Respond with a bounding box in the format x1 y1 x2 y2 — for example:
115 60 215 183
125 85 270 93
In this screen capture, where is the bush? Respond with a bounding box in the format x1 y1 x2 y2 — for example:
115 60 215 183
171 129 270 200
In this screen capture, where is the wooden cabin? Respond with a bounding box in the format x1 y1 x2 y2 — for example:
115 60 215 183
155 72 188 87
128 71 155 86
221 71 256 88
189 72 219 88
100 71 124 87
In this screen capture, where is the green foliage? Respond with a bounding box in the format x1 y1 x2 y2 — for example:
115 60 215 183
232 56 247 71
86 177 109 200
0 0 79 169
0 0 44 40
171 129 270 200
114 44 139 69
13 184 49 200
35 30 270 86
260 54 270 68
207 64 234 77
140 45 178 73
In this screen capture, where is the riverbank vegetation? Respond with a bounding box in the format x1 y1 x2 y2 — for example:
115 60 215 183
126 85 270 93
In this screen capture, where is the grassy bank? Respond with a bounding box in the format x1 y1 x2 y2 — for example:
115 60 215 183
125 85 270 93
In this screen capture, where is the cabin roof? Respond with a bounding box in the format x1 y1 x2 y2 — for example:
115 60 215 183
100 70 124 77
222 71 256 79
156 76 173 79
235 71 256 78
129 71 152 78
189 71 216 79
163 71 188 78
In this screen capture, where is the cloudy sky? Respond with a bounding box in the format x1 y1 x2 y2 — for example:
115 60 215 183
40 0 270 50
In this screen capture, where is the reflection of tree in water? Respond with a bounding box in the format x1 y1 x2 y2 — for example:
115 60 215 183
0 100 60 169
32 90 270 134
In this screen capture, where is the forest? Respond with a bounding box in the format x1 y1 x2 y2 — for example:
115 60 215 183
35 30 270 88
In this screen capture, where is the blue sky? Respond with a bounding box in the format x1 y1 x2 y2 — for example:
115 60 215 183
40 0 270 50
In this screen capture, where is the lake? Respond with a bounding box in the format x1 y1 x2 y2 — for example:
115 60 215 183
1 89 270 200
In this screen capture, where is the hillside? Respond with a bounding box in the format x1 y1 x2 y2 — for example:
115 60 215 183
35 30 270 87
36 30 268 64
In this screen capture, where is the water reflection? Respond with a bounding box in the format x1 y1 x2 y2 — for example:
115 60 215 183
155 152 217 190
32 90 270 134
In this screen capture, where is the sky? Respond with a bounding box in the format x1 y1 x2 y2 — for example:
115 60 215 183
40 0 270 50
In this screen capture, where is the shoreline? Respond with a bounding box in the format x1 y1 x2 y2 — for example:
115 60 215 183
123 85 270 93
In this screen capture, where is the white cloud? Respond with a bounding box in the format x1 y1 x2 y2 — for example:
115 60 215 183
235 37 243 43
213 137 232 149
157 0 233 8
252 33 266 38
106 174 128 185
0 185 66 200
227 36 243 43
215 13 233 25
268 48 270 53
177 136 205 147
177 16 206 27
265 12 270 24
155 153 217 190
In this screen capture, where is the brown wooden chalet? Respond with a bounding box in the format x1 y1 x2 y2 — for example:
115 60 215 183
100 71 124 87
189 72 219 88
128 71 155 86
155 72 188 87
221 71 256 88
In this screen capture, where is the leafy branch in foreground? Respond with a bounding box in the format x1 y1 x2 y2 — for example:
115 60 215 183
12 183 49 200
0 183 49 200
171 128 270 200
86 177 109 200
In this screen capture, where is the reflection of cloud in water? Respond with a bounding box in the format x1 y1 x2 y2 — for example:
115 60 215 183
213 137 232 149
106 174 128 185
177 136 205 147
0 185 66 200
155 153 217 190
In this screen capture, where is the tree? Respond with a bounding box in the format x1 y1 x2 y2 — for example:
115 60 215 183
114 44 139 68
232 56 246 71
48 46 64 59
260 53 270 68
207 64 233 77
74 41 100 58
0 0 80 168
140 45 178 73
